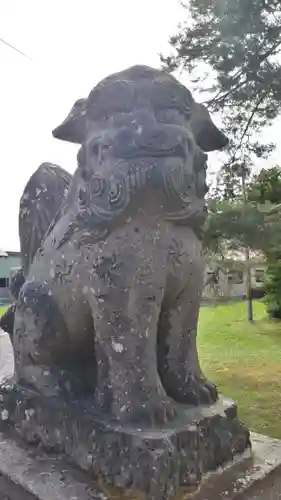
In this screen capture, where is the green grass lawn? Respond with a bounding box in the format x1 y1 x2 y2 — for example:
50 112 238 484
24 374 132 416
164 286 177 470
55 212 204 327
199 300 281 438
0 306 7 317
1 301 281 438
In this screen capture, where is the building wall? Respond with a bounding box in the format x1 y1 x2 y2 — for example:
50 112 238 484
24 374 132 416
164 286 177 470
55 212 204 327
0 252 21 304
203 264 266 300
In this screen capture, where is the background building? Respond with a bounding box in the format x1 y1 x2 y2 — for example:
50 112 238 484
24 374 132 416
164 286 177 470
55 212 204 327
203 250 266 301
0 250 21 305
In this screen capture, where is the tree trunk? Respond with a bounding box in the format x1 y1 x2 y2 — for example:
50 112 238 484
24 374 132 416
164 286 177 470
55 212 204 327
244 248 253 322
242 168 254 322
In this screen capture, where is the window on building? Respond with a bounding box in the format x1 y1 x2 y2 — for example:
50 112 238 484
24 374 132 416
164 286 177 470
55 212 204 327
255 269 265 283
0 278 8 288
206 271 219 285
227 270 244 285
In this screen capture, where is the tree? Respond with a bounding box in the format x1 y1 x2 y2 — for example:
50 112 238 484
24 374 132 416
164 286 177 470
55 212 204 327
250 167 281 318
204 165 281 319
204 193 265 321
161 0 281 320
161 0 281 123
162 1 281 319
248 166 281 204
161 0 281 192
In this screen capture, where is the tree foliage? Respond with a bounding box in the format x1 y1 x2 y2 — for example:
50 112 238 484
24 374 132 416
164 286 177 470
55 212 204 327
203 199 269 253
162 0 281 116
204 165 281 318
248 166 281 204
162 0 281 180
204 166 281 253
162 1 281 317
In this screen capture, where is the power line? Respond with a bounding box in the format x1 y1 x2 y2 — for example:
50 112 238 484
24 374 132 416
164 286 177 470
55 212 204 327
0 37 33 61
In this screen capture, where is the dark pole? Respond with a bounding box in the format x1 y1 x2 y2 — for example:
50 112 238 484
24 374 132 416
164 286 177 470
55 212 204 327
241 168 254 322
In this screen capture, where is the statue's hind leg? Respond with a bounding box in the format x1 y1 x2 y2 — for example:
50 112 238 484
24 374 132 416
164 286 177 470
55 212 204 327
13 281 70 396
158 230 217 406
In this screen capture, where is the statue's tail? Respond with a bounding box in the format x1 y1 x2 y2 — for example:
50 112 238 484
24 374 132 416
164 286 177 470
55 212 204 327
0 163 72 340
19 163 72 275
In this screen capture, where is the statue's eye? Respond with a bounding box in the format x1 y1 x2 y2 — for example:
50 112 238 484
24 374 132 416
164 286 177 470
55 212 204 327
155 109 185 126
92 144 99 156
172 143 187 159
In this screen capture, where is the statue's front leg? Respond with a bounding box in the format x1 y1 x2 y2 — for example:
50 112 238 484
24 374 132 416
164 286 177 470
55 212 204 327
89 238 178 425
158 232 217 406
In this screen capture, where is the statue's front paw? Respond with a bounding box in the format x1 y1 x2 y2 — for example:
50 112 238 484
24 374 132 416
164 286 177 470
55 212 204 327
116 394 178 426
171 375 218 406
139 396 178 426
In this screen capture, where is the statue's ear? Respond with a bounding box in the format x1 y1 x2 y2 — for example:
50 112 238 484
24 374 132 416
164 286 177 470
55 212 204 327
52 99 87 144
191 102 228 152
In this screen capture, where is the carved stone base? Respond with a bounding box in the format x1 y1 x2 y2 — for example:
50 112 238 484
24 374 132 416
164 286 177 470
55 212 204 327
89 399 250 498
0 385 251 500
0 431 281 500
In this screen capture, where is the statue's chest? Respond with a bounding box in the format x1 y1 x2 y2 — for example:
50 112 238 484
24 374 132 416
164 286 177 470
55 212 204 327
166 224 201 275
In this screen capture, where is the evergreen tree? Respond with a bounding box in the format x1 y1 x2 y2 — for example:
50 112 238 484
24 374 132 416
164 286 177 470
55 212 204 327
162 0 281 187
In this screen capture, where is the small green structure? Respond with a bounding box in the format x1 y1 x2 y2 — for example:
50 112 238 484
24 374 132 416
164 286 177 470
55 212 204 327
0 250 21 305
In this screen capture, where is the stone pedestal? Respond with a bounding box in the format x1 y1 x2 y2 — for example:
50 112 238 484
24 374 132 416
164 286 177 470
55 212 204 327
0 385 250 500
0 431 280 500
89 398 250 499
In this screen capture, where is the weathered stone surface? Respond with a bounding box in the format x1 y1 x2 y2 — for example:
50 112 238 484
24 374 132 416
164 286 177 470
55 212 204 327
52 78 228 154
193 433 281 500
1 65 251 498
0 431 105 500
13 66 228 422
0 390 250 500
0 432 279 500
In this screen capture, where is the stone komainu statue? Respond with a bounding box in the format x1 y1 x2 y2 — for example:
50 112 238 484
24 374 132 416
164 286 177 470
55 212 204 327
11 66 228 425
